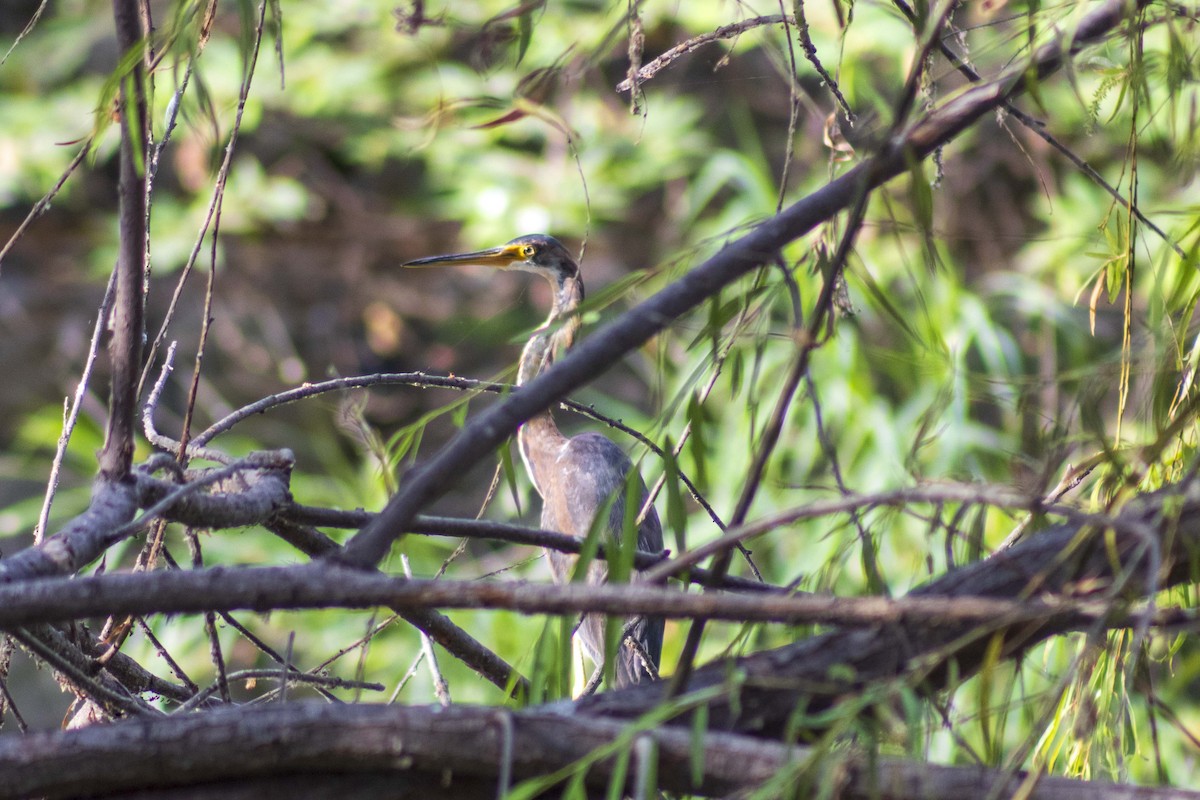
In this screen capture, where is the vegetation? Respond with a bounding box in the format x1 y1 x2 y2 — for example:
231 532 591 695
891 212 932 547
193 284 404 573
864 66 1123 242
0 0 1198 796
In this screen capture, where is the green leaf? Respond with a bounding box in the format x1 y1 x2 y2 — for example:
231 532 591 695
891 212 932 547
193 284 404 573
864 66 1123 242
685 393 709 491
498 442 524 517
690 703 709 787
515 0 546 65
605 743 631 800
662 438 687 554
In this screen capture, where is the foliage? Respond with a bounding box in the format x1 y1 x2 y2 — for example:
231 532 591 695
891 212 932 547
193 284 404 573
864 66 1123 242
0 0 1198 795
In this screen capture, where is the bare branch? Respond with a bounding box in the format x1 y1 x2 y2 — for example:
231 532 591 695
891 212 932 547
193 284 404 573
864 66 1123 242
0 472 1196 634
0 701 1192 800
283 506 775 593
10 625 160 718
132 456 294 529
264 516 529 697
0 564 1094 631
0 452 292 584
36 275 117 541
0 480 138 583
615 15 788 94
99 0 148 481
0 137 92 274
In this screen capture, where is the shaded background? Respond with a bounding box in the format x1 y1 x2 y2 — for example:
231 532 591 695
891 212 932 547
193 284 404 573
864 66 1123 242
0 0 1197 782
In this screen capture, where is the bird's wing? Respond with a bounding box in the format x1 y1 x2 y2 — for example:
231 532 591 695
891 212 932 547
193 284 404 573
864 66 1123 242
551 433 665 684
549 433 658 544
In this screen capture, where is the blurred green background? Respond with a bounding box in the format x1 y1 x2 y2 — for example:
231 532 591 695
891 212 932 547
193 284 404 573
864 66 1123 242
0 0 1198 787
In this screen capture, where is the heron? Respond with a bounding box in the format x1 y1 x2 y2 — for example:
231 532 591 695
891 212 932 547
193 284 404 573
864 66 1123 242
404 234 664 688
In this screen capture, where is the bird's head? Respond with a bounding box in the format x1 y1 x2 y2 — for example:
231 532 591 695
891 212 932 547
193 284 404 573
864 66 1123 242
403 234 579 284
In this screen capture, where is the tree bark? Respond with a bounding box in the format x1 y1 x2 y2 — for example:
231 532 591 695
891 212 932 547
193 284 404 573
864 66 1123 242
0 702 1190 800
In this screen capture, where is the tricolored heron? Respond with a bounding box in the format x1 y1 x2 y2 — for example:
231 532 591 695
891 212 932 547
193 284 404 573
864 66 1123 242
404 234 663 688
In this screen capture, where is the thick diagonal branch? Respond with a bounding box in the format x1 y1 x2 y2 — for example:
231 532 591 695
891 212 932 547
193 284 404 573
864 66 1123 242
99 0 147 481
0 702 1191 800
338 0 1148 571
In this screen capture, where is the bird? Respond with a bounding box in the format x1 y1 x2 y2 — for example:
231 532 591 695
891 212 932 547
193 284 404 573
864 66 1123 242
404 234 664 688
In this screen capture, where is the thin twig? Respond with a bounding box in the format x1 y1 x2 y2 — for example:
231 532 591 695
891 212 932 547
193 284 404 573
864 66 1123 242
615 15 789 93
795 0 853 121
805 371 887 592
0 0 50 68
888 0 1185 259
142 343 233 464
0 138 93 274
775 1 801 214
178 0 269 460
402 554 451 707
35 275 117 541
183 529 230 704
137 58 196 401
279 632 294 704
173 668 384 715
134 616 199 694
283 506 773 593
0 674 28 733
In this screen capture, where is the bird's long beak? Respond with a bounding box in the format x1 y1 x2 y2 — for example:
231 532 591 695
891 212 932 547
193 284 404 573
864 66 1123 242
402 244 522 269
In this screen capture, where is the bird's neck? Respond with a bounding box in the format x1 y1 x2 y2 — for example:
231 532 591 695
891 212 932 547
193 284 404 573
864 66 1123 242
517 273 583 496
517 274 583 386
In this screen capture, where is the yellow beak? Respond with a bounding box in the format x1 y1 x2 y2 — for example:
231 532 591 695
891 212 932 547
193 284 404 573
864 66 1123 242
402 244 523 269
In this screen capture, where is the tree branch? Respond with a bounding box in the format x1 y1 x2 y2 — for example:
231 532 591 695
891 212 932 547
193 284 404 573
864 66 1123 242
0 702 1191 800
264 516 529 698
99 0 148 481
282 505 775 593
0 474 1196 637
0 453 291 583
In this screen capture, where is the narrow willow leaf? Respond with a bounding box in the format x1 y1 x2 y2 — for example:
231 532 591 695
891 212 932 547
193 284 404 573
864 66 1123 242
690 703 709 787
605 744 631 800
515 0 543 65
663 438 687 554
685 393 709 491
499 442 523 517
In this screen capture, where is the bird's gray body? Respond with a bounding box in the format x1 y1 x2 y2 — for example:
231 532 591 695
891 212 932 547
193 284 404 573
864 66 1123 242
405 233 664 688
535 431 664 686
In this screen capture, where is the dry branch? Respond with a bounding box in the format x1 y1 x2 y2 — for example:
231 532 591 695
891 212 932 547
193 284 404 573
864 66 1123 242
0 563 1105 631
0 702 1190 800
99 0 147 481
284 505 773 593
0 478 1195 731
265 516 529 697
0 481 138 583
133 458 294 529
0 453 292 584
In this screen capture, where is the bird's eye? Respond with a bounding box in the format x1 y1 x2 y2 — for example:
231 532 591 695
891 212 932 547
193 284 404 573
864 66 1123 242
521 245 536 258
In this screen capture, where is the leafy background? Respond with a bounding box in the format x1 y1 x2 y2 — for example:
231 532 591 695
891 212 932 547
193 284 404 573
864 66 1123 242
1 0 1198 786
